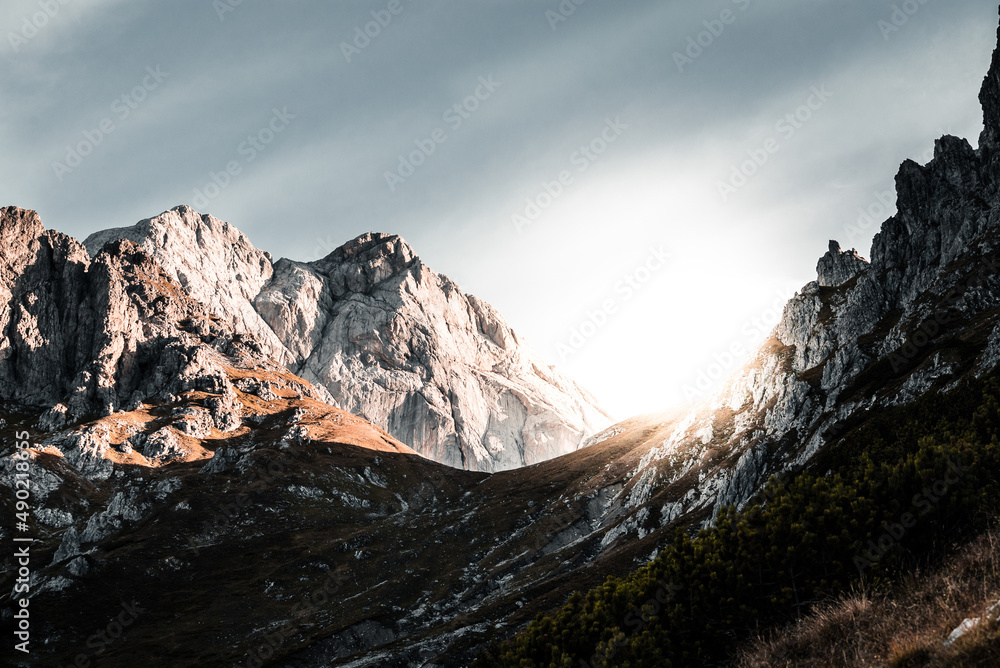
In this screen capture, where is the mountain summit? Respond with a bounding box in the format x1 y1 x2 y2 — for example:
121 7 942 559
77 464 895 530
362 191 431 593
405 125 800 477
257 231 611 471
80 207 610 471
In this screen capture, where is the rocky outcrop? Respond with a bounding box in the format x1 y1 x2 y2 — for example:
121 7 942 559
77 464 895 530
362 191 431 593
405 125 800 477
79 212 611 472
816 240 867 287
83 206 293 366
0 206 326 425
0 208 90 409
979 6 1000 189
255 232 611 471
598 11 1000 539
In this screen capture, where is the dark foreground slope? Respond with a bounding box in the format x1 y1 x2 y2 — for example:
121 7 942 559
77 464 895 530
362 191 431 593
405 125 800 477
477 374 1000 666
473 7 1000 667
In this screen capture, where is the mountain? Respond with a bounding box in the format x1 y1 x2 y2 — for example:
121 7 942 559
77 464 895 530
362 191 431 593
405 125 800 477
84 210 610 472
473 7 1000 665
0 207 317 425
254 231 611 471
5 8 1000 668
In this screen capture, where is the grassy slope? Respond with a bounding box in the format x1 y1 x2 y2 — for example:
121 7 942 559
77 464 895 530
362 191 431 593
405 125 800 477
736 530 1000 667
474 374 1000 667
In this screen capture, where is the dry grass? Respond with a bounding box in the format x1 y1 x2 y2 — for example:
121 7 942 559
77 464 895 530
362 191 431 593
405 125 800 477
736 530 1000 668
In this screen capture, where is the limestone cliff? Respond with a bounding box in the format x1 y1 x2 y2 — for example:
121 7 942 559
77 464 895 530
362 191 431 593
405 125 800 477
76 209 609 471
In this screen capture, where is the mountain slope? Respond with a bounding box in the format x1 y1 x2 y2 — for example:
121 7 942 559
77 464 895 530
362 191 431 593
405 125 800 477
85 213 610 472
83 207 296 369
469 7 1000 666
477 374 1000 667
256 232 610 471
580 130 1000 551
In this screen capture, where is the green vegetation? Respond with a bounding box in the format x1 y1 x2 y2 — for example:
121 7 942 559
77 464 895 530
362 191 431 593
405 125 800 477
475 376 1000 667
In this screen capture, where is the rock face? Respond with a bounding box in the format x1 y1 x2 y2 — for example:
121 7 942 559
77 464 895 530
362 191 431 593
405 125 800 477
83 207 293 367
816 240 868 287
255 233 611 471
0 206 297 422
29 208 611 472
599 8 1000 536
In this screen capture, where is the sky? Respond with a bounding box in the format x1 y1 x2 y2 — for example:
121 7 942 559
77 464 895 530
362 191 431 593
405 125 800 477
1 0 997 420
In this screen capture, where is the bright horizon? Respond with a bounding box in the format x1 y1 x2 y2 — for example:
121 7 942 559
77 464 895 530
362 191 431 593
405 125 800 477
2 1 996 419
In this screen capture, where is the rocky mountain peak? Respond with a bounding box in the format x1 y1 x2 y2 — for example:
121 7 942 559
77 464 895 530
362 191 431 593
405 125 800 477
0 206 89 275
0 206 44 244
330 231 415 264
83 204 275 281
815 240 868 287
1 207 49 282
258 229 611 471
83 205 292 365
316 231 420 296
866 133 987 308
980 4 1000 180
0 211 267 423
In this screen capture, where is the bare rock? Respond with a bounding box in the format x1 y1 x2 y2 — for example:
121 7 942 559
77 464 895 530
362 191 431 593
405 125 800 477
66 556 89 577
207 392 242 432
37 404 70 432
173 406 214 438
199 446 240 474
47 426 114 482
83 206 292 365
256 381 277 402
255 233 612 471
140 428 186 463
80 210 612 472
979 5 1000 187
35 507 74 528
51 526 81 564
816 240 868 287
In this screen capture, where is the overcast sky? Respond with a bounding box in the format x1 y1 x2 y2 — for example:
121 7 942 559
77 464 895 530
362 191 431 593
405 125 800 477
2 0 997 418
